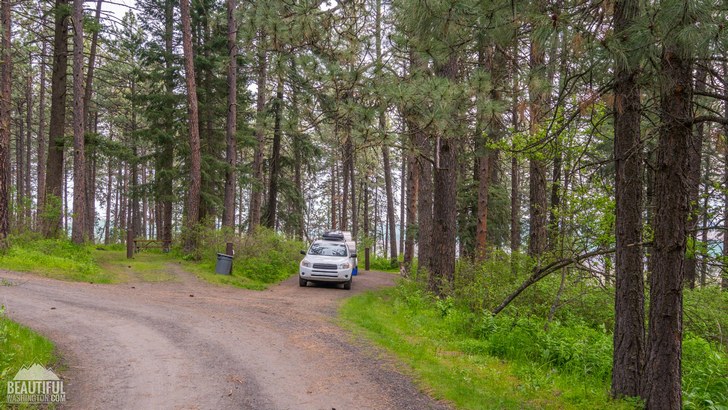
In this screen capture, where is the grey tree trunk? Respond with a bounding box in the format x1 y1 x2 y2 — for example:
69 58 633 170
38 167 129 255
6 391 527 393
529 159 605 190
71 0 87 244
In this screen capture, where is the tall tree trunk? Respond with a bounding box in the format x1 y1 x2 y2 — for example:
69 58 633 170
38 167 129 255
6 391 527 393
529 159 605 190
510 49 521 258
611 0 645 399
399 153 405 255
43 0 69 238
0 0 10 247
104 154 112 245
159 0 174 244
429 55 458 296
476 45 505 260
699 150 710 287
265 75 283 229
684 67 707 289
349 140 357 238
382 145 397 263
417 132 433 272
24 71 32 225
222 0 237 230
723 76 728 291
341 134 350 231
16 102 25 228
403 130 418 269
180 0 201 252
331 162 337 229
249 24 267 232
37 21 48 225
71 0 87 244
643 39 693 410
528 32 548 260
82 0 102 241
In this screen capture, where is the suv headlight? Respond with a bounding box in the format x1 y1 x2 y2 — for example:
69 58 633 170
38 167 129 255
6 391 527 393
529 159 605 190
338 262 351 269
301 260 312 268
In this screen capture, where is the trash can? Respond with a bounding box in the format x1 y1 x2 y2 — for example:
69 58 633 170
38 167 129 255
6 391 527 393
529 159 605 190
215 253 233 275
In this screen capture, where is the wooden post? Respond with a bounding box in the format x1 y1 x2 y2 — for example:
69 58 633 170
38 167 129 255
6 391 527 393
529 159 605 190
365 247 370 271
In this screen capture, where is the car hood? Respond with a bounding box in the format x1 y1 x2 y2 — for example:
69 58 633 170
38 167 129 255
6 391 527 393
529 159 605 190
302 255 350 264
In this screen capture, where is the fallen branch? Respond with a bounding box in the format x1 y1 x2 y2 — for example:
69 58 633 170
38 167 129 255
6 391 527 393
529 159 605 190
492 247 616 315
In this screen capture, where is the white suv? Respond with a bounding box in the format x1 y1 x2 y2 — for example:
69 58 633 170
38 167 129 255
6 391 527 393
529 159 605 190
299 240 356 289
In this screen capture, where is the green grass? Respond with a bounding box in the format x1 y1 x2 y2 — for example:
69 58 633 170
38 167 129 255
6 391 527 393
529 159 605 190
340 287 640 410
0 309 58 405
0 239 115 283
93 249 177 283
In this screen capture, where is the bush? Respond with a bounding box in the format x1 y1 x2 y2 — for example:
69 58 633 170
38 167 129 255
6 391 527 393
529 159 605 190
387 278 728 408
179 227 305 289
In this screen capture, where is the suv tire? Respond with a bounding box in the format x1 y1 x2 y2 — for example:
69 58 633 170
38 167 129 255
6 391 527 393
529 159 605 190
299 277 307 287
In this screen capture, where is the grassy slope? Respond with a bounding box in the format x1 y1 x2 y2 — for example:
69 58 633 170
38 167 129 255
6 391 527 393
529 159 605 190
0 313 57 404
340 288 639 410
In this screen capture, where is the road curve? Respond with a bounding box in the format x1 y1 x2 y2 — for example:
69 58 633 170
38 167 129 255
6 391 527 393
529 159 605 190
1 266 448 410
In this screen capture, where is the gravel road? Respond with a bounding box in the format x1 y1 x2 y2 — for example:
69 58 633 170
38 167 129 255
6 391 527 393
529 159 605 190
0 266 448 410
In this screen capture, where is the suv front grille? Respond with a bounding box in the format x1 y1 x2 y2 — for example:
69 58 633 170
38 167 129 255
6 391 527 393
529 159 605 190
313 263 337 270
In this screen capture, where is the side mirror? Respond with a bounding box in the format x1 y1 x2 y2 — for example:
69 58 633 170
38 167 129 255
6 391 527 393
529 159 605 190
350 253 357 258
300 250 306 255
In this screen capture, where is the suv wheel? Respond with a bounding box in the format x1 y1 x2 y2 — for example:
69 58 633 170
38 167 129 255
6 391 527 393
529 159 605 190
299 277 307 287
343 278 352 290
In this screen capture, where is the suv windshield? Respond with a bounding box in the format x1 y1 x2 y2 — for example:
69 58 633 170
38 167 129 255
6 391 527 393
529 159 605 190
308 242 348 257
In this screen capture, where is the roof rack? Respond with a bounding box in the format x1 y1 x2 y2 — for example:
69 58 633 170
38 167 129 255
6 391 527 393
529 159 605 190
322 231 345 241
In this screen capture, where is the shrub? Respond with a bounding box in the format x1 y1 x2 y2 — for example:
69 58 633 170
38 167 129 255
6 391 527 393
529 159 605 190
179 227 305 289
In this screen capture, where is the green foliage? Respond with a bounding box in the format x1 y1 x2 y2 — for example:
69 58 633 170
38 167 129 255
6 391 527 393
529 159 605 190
341 286 639 410
367 256 400 272
179 227 304 290
343 261 728 409
0 236 113 283
0 307 57 404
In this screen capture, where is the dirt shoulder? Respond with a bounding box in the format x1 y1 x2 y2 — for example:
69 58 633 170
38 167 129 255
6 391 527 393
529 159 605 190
0 266 448 410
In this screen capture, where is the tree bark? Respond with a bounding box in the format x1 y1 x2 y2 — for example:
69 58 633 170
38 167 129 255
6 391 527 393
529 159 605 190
24 71 32 225
527 19 549 260
399 153 406 256
249 23 267 233
684 67 707 289
159 0 174 244
222 0 237 231
16 101 25 228
429 55 459 296
723 70 728 291
180 0 201 252
382 145 398 263
264 75 283 229
71 0 87 244
642 41 693 410
43 0 70 238
611 0 645 399
417 132 433 273
82 0 102 241
0 0 10 246
403 129 419 269
36 21 48 225
510 50 521 259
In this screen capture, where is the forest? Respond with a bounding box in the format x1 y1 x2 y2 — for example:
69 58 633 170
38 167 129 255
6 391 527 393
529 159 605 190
0 0 727 409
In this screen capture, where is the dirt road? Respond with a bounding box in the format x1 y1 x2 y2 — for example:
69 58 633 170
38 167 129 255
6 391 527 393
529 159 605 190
0 266 448 410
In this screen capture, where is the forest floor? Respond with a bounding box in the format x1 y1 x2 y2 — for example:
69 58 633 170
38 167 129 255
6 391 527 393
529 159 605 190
0 266 447 409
